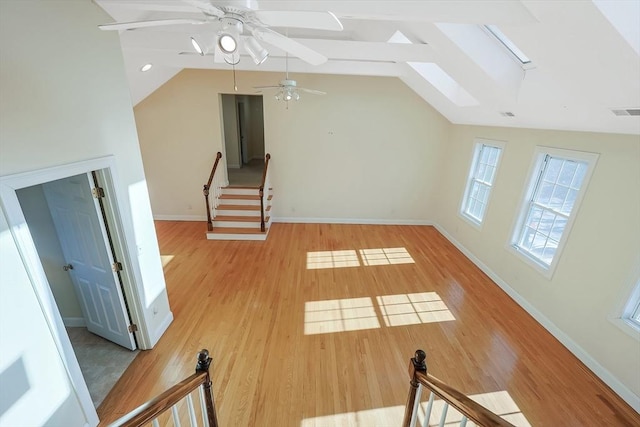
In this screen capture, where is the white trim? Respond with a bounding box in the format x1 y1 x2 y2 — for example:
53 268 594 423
0 156 159 424
207 231 268 241
507 146 599 280
150 311 174 346
0 163 105 425
434 223 640 412
609 276 640 339
93 169 150 349
273 217 434 226
63 317 86 328
153 215 207 221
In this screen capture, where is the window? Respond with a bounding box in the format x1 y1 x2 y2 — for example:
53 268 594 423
511 147 598 275
484 25 532 65
461 140 503 225
622 280 640 332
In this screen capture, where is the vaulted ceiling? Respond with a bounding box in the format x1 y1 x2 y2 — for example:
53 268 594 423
96 0 640 135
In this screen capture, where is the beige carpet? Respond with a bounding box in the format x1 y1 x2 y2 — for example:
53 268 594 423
66 327 139 408
227 159 264 186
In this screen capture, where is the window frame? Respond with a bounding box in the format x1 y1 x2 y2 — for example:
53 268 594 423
621 280 640 333
508 146 599 279
610 276 640 339
459 139 505 229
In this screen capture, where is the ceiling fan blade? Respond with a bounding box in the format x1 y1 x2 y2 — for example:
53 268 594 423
254 85 282 89
182 0 225 17
252 28 327 66
98 18 206 31
254 11 343 31
298 87 327 95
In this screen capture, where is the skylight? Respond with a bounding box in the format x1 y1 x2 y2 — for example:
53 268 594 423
484 25 531 64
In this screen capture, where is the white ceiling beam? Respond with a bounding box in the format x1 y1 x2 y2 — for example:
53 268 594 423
123 48 403 76
96 0 538 24
119 31 434 62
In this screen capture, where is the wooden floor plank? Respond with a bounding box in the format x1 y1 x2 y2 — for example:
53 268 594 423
97 222 640 426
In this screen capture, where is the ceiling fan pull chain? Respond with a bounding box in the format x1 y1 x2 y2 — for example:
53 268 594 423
233 61 238 92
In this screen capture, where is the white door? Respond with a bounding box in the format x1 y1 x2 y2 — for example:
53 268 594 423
42 173 136 350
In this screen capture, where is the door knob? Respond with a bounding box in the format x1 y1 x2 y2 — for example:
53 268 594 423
63 264 74 271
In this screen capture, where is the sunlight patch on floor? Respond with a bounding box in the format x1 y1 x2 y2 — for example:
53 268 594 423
377 292 455 327
307 250 360 270
306 248 415 269
359 247 415 266
300 405 404 427
417 390 531 427
304 298 380 335
160 255 175 268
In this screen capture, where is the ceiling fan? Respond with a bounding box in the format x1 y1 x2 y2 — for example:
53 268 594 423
98 0 343 66
254 53 326 106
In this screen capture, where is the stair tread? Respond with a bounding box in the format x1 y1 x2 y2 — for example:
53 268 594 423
217 204 271 211
214 215 270 222
220 194 260 200
210 227 268 234
226 185 259 189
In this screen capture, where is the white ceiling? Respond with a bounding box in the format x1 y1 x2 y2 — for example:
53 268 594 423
95 0 640 135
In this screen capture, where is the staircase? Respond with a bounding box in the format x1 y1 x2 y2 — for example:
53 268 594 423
206 186 272 241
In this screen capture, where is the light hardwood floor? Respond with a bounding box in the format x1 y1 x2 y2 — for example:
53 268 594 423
97 222 639 426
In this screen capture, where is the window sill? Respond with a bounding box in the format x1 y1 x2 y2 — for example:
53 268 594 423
505 243 555 280
458 211 483 231
608 317 640 341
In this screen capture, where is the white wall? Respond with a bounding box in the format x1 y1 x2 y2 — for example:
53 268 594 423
434 125 640 407
222 94 241 169
248 96 265 160
16 185 83 320
0 210 91 427
134 70 450 222
0 1 172 424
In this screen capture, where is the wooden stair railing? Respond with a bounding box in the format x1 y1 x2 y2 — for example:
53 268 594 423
259 153 271 232
109 350 219 427
203 152 223 232
403 350 516 427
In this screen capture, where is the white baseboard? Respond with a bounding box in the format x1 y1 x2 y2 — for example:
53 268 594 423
63 317 86 327
149 311 174 348
153 215 207 221
273 217 433 226
433 223 640 412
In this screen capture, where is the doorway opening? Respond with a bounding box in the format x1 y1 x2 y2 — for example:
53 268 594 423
221 94 265 187
1 160 142 413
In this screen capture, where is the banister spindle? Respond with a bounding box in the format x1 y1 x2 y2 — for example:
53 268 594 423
402 349 427 427
196 349 219 427
438 402 449 427
259 153 271 232
422 392 435 427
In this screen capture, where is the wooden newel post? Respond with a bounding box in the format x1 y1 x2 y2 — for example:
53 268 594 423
196 349 219 427
402 349 427 427
203 185 212 231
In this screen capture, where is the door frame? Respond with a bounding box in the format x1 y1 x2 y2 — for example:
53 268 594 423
0 156 147 419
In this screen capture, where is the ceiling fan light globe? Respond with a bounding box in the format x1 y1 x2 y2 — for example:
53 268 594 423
190 37 204 56
218 33 237 54
293 92 300 101
245 37 269 65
